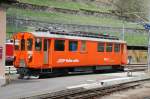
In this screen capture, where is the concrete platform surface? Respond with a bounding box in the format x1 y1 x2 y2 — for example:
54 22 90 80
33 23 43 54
0 76 5 87
0 72 146 99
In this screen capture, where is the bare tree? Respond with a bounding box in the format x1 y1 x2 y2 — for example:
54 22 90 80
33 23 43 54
112 0 149 21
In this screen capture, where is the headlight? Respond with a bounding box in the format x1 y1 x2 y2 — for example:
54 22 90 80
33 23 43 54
28 54 32 59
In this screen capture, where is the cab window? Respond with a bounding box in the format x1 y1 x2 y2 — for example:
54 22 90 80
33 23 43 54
69 41 78 51
27 38 33 51
114 44 120 52
14 39 19 50
97 43 104 52
106 43 112 52
21 38 25 51
35 38 42 51
54 40 65 51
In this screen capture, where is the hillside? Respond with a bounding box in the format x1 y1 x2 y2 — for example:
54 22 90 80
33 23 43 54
6 0 147 45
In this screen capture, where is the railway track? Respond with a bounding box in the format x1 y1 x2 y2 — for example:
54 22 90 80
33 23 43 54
22 77 150 99
125 64 147 70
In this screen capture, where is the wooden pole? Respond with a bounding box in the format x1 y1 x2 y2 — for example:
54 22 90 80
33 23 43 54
0 7 6 86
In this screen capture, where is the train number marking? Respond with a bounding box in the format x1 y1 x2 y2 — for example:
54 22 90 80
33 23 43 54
57 59 79 63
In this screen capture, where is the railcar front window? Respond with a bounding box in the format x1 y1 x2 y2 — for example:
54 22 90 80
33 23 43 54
114 44 120 52
54 40 65 51
97 43 104 52
35 38 42 51
106 43 112 52
69 41 78 51
21 39 25 51
14 39 19 50
27 38 33 51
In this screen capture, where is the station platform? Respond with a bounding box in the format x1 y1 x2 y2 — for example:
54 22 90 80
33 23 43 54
0 71 147 99
0 76 5 87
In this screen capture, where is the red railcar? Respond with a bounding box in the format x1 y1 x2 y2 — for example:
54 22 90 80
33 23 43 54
13 31 127 78
6 40 14 65
0 40 14 65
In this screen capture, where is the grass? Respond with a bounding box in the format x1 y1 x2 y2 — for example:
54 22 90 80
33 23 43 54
20 0 113 12
125 33 148 46
7 8 143 29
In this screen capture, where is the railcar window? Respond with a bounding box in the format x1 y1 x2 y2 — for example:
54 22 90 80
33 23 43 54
14 39 19 50
106 43 112 52
114 44 120 52
54 40 65 51
69 41 78 51
21 39 25 51
81 41 86 51
27 38 33 51
97 43 104 52
35 38 42 51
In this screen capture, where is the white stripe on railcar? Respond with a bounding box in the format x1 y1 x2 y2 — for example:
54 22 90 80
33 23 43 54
31 32 126 43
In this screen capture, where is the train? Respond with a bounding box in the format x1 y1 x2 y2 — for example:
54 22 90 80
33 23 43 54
6 40 14 65
13 31 127 78
0 40 14 65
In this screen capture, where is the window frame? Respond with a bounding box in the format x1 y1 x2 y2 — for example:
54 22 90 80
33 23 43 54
54 39 65 51
97 42 105 52
80 40 86 52
35 38 42 51
27 38 33 51
106 43 113 52
114 43 120 52
21 38 25 51
69 40 78 52
14 39 20 51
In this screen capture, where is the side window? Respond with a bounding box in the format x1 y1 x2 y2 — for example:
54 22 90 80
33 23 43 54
81 41 86 51
14 39 19 50
114 44 120 52
69 41 78 51
97 43 104 52
21 38 25 51
106 43 112 52
35 38 42 51
27 38 33 51
54 40 65 51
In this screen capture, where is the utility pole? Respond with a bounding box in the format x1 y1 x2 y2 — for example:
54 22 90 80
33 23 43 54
144 24 150 73
148 30 150 72
122 22 125 40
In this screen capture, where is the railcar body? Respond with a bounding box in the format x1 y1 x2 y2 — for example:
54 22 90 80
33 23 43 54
13 31 127 77
0 40 14 65
6 40 14 65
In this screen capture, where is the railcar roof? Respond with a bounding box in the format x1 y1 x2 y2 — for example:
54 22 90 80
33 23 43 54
26 32 126 43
